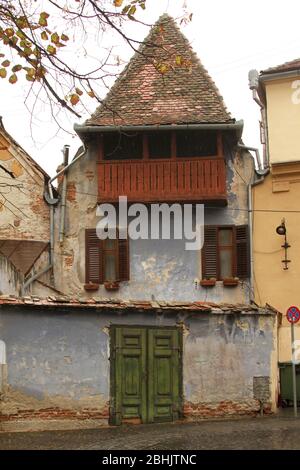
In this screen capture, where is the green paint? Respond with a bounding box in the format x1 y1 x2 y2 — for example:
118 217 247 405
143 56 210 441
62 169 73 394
110 326 182 425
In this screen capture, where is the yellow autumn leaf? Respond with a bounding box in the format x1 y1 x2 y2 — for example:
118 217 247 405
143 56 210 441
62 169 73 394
9 74 18 84
0 68 7 78
128 5 137 16
70 94 80 105
40 12 50 19
51 33 60 44
12 65 22 72
41 31 48 40
39 15 48 27
87 90 95 98
47 45 56 55
5 28 15 37
114 0 124 7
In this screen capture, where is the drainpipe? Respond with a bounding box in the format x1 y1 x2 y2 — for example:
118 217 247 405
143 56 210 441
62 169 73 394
59 145 70 245
237 144 263 172
237 143 269 302
21 144 87 295
46 143 87 256
248 166 269 303
248 70 270 169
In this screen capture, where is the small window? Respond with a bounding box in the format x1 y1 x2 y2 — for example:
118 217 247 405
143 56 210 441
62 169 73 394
148 132 171 159
176 130 217 157
85 229 129 284
202 225 249 280
104 132 142 160
218 228 233 279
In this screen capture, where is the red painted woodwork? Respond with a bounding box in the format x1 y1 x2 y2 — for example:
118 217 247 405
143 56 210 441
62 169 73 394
97 157 227 203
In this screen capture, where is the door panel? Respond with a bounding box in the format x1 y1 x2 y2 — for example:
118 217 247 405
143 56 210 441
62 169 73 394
114 327 147 424
148 329 180 423
111 326 181 425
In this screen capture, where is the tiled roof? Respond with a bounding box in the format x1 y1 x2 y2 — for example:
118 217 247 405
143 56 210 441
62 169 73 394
0 117 50 180
261 58 300 75
86 14 233 126
0 295 277 315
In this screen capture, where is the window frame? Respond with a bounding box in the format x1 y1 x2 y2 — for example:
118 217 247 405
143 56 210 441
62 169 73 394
202 225 248 281
85 228 129 284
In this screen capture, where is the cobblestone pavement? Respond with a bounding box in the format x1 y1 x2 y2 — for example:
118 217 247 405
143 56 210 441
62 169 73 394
1 413 300 450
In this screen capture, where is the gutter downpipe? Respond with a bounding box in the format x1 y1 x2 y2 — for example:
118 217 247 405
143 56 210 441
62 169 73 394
59 145 70 245
46 143 87 266
238 143 269 303
74 120 244 137
22 144 87 295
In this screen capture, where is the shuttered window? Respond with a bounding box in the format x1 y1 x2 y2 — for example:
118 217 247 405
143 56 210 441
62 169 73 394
85 229 129 284
202 225 249 280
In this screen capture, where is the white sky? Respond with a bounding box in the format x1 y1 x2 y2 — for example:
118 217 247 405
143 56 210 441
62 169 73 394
2 0 300 176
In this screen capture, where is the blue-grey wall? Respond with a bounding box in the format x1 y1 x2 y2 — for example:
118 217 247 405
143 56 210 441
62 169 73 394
0 306 276 416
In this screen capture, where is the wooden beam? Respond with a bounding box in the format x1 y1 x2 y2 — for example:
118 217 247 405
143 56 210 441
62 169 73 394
98 134 104 161
171 131 176 160
217 131 223 158
143 133 149 160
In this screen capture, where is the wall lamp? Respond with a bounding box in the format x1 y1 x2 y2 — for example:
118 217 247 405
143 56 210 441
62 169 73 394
276 219 291 270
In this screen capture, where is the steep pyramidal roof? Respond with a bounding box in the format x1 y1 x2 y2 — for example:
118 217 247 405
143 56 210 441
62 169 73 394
86 14 233 126
261 58 300 75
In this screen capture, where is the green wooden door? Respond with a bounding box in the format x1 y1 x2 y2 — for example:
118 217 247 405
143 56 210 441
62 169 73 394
110 326 182 425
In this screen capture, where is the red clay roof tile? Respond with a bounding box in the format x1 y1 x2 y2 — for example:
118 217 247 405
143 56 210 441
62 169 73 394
86 14 233 126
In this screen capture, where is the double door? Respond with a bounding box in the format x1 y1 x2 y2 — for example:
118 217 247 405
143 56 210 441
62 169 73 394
110 326 182 425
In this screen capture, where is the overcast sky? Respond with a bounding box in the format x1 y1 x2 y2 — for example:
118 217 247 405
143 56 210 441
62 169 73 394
2 0 300 176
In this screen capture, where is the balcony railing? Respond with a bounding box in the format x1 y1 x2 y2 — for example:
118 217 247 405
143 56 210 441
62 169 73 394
98 157 226 203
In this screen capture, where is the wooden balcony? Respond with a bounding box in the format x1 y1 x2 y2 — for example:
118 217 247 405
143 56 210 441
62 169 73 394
98 157 227 204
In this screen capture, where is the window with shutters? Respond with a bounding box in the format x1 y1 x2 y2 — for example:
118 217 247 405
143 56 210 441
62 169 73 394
85 229 129 284
202 225 249 280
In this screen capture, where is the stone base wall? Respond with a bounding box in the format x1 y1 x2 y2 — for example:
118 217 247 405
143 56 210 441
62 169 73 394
0 399 274 433
183 400 273 420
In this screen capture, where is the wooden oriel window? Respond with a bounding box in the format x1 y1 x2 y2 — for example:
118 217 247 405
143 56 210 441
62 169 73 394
85 229 129 284
202 225 249 280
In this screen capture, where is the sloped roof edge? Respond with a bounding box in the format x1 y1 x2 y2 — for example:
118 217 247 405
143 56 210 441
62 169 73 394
0 117 50 180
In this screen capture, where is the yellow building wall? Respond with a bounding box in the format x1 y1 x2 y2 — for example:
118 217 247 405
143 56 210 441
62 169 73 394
253 168 300 363
266 77 300 164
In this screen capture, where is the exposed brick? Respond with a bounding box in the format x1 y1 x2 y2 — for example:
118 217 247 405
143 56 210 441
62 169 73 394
66 182 76 202
183 400 271 419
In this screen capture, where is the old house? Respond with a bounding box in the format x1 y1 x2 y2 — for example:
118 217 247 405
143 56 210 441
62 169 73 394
0 15 279 429
0 117 51 296
250 60 300 404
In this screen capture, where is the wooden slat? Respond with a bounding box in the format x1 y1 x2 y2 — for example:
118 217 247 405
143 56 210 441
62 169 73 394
184 160 191 195
112 164 118 200
97 158 226 202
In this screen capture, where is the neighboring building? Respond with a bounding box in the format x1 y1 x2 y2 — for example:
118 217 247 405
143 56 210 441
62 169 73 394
250 60 300 396
0 15 279 428
0 118 51 296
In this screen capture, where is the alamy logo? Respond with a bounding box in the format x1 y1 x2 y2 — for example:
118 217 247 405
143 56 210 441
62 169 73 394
96 196 204 251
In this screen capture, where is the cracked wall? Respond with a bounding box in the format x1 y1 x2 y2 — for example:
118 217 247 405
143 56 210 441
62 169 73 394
53 140 254 302
0 306 277 422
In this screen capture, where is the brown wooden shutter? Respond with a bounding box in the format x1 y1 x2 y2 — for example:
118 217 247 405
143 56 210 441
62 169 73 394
118 237 130 281
235 225 249 279
85 229 104 284
202 226 218 279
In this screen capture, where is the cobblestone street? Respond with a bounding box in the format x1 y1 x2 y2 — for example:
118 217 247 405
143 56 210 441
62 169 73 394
1 413 300 450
